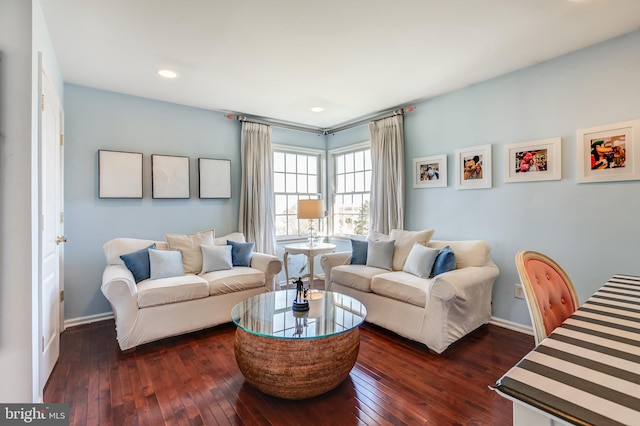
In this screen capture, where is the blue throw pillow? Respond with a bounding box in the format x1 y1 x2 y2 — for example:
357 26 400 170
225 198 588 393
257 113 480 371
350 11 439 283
433 246 456 276
120 244 156 283
227 240 255 267
350 239 368 265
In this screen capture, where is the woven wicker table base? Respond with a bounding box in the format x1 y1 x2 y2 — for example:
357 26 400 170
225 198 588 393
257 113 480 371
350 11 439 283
234 327 360 400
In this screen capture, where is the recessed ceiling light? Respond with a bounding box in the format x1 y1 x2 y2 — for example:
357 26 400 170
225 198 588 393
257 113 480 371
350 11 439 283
310 106 324 112
158 69 178 79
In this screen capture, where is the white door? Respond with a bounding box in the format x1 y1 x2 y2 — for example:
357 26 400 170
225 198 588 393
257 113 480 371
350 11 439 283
40 65 64 390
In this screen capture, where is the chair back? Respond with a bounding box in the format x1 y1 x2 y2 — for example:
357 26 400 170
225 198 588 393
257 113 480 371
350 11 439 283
515 250 579 346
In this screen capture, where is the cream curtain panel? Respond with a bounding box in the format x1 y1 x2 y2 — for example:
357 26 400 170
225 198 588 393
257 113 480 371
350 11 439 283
238 122 277 255
369 115 405 234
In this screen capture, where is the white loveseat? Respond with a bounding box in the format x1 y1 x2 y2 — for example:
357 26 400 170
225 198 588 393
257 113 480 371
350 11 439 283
101 231 282 351
320 236 499 354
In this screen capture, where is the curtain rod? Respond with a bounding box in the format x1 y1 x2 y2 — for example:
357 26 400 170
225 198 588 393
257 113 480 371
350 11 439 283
324 108 405 135
235 115 326 136
233 107 410 136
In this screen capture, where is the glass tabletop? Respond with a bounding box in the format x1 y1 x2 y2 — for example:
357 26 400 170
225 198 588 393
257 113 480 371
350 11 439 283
231 290 367 340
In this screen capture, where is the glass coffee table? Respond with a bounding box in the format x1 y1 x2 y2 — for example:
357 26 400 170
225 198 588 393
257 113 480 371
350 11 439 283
231 289 366 399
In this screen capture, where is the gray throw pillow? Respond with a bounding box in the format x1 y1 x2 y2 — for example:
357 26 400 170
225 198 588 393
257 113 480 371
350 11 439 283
403 243 439 278
149 249 185 280
366 240 395 270
201 244 233 273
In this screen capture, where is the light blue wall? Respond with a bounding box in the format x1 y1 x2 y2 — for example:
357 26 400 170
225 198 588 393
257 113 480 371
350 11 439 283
326 124 369 150
64 85 243 319
272 127 325 148
404 30 640 324
64 29 640 330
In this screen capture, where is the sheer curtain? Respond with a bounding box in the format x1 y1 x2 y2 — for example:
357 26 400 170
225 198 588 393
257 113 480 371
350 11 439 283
238 122 276 255
369 114 405 234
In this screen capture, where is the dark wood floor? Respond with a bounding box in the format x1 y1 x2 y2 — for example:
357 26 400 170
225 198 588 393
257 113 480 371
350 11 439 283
44 317 534 426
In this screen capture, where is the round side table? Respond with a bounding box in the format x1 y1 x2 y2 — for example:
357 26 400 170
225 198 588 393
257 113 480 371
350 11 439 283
283 242 336 288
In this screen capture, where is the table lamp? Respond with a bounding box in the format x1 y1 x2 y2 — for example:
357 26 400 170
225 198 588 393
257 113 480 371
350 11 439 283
297 199 323 246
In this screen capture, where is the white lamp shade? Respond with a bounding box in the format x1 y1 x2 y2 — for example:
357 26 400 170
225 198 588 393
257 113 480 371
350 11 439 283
297 199 323 219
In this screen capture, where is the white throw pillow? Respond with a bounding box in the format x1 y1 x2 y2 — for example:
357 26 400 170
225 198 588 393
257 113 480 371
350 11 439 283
201 244 233 273
389 229 435 271
403 243 440 278
149 249 185 280
165 229 215 274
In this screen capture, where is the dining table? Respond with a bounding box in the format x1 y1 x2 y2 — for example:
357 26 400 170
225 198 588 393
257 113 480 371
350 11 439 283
493 274 640 426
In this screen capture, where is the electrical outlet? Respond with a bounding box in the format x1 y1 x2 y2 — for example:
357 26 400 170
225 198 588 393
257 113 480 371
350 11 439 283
514 284 525 299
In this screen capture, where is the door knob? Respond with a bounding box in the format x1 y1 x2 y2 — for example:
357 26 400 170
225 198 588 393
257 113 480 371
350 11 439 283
55 236 68 245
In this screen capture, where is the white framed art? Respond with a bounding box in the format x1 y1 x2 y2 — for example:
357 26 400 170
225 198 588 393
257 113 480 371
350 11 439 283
151 154 190 199
413 155 447 188
504 137 562 183
98 150 143 198
199 158 231 198
455 144 492 190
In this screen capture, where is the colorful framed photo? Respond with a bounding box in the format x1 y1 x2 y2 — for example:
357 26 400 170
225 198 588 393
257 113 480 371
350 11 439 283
455 144 492 190
577 119 640 183
151 154 190 199
413 155 447 188
504 137 562 183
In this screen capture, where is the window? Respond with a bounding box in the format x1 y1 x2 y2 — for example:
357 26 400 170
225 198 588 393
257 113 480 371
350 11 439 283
273 147 324 240
331 144 371 236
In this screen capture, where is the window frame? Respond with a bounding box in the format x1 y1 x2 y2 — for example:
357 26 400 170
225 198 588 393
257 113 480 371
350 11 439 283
272 144 326 242
328 141 372 238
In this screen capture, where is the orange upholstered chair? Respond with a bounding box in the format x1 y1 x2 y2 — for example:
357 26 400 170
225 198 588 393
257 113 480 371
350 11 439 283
515 251 579 346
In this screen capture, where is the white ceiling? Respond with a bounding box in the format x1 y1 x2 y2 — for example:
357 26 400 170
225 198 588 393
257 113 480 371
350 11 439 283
39 0 640 131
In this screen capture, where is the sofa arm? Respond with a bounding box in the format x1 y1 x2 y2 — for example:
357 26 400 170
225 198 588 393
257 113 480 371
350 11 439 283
430 263 500 301
251 252 283 291
101 265 140 345
102 264 137 300
320 252 352 290
424 262 500 354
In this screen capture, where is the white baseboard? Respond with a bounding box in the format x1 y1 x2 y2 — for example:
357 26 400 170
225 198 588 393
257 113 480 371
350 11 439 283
64 312 531 338
64 311 114 329
490 316 533 335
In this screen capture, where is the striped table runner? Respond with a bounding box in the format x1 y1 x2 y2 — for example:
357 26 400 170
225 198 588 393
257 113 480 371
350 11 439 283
495 274 640 426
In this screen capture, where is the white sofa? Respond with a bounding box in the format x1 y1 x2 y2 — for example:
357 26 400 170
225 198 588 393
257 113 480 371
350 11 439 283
320 238 499 354
101 232 282 351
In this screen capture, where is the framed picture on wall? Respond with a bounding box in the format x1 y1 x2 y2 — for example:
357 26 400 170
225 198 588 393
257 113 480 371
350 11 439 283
576 119 640 183
98 150 143 198
151 154 190 199
504 137 562 183
198 158 231 198
413 155 447 188
455 144 492 190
